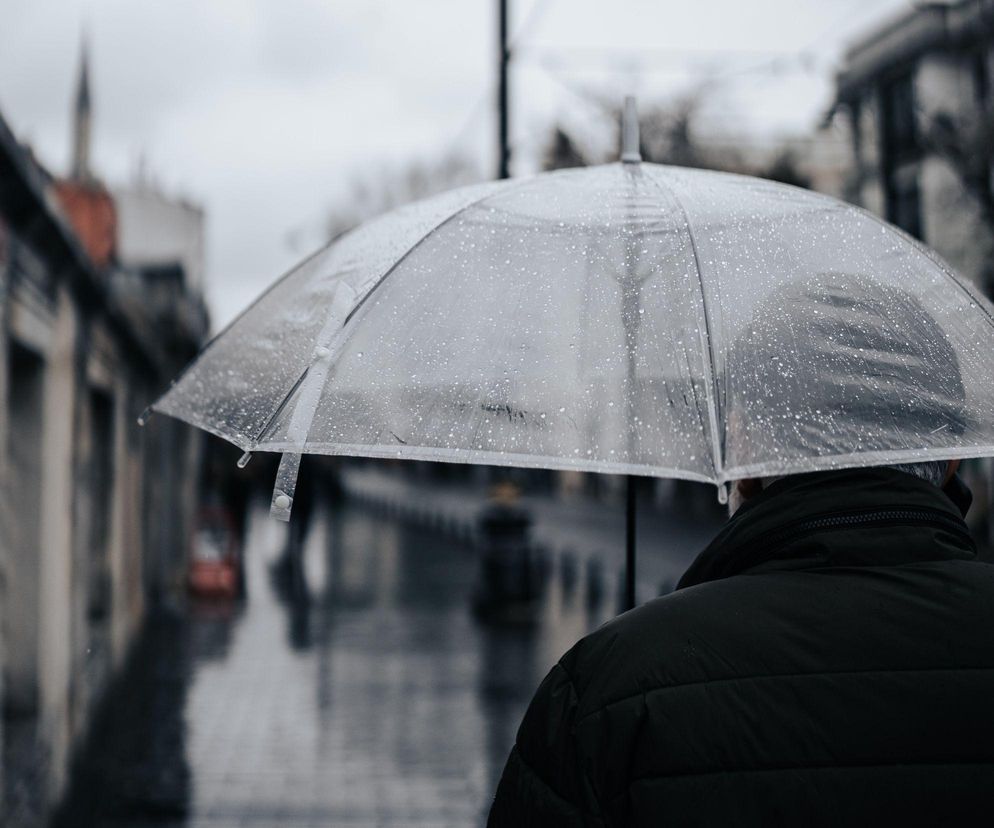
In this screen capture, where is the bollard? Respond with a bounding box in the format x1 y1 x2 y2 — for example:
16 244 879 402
532 543 551 584
471 483 542 625
560 550 578 597
586 556 604 610
616 570 630 615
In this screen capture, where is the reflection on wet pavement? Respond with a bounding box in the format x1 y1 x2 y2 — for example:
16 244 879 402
56 492 718 827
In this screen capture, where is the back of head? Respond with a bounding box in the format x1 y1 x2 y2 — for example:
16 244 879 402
724 271 968 472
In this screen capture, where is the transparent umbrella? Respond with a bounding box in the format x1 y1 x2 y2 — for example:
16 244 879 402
150 101 994 604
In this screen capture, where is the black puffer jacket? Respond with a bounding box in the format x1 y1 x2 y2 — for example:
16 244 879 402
488 468 994 826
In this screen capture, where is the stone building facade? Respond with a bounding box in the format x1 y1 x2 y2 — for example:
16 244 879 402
0 86 207 828
831 0 994 543
833 0 994 292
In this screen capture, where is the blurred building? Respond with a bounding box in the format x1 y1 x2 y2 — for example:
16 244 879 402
831 0 994 548
0 44 208 826
833 0 994 292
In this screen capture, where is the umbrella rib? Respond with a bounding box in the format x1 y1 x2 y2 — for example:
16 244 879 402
252 365 310 444
341 176 537 329
253 175 537 450
153 236 339 408
644 170 726 479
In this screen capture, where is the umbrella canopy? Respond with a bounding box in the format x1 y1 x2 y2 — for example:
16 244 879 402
153 155 994 519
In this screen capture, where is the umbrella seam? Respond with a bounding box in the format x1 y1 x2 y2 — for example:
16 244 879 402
150 404 254 452
722 443 994 480
146 401 994 485
232 439 719 483
642 169 726 480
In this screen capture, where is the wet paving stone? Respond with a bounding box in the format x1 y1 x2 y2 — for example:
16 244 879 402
54 491 718 826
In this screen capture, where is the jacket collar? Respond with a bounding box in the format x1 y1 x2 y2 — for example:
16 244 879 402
677 468 976 590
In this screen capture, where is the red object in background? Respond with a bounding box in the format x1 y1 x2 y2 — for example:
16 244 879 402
52 179 117 269
188 506 240 599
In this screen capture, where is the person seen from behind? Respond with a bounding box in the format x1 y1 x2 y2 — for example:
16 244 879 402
488 275 994 826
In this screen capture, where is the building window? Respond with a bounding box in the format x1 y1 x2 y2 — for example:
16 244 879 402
848 99 863 164
4 342 45 717
973 50 990 105
880 72 918 162
887 168 923 239
87 388 115 624
879 71 922 237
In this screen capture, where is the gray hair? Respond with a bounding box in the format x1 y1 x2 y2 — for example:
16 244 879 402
888 460 949 487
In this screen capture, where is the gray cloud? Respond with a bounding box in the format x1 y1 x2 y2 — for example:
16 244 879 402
0 0 907 329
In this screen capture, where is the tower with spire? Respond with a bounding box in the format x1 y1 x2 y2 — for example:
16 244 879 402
53 33 117 268
70 37 92 182
54 32 206 300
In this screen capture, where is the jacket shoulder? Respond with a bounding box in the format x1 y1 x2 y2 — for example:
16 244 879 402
554 561 994 819
563 558 994 720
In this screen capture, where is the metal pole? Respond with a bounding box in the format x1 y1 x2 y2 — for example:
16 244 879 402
621 96 641 163
621 98 641 613
497 0 510 180
625 475 636 610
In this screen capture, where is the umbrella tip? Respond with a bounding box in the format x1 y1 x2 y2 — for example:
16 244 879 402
621 96 641 164
717 482 729 505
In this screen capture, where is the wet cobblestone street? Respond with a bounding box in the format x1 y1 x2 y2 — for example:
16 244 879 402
55 487 722 827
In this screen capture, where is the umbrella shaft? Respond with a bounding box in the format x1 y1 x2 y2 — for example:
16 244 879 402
625 475 637 611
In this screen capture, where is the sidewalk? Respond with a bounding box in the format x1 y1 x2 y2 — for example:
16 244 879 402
54 498 602 827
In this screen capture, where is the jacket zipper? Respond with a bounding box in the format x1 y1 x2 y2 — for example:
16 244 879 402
760 508 973 555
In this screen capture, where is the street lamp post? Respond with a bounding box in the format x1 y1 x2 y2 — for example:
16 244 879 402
497 0 510 180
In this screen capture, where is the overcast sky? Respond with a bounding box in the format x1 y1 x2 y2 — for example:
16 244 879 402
0 0 910 329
